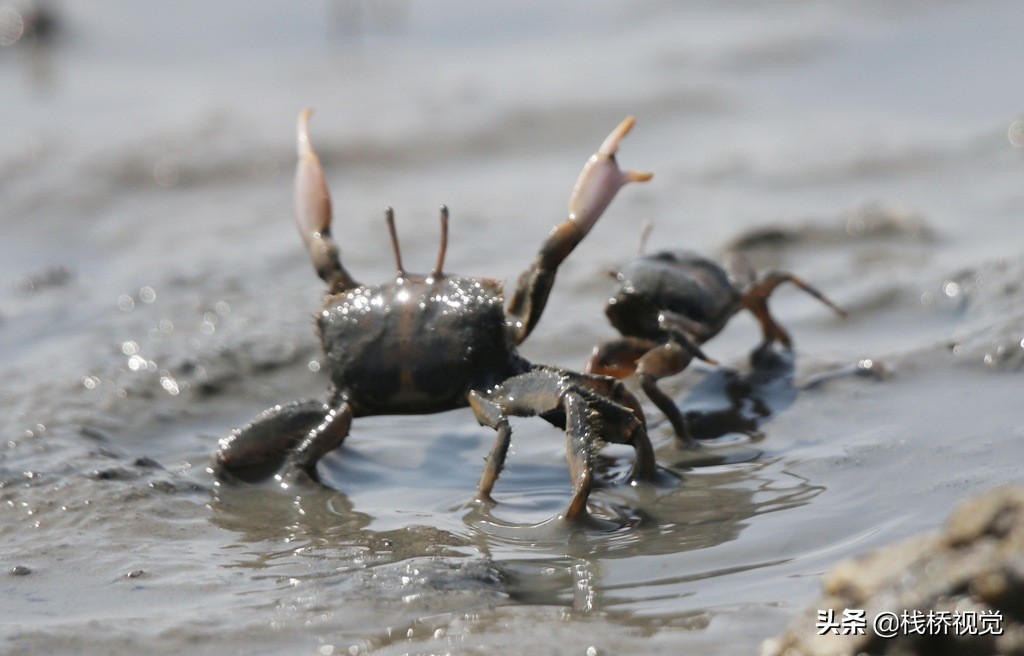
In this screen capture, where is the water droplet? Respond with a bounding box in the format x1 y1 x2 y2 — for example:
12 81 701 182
160 376 180 396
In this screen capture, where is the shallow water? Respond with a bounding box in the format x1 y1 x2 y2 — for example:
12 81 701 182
2 1 1023 654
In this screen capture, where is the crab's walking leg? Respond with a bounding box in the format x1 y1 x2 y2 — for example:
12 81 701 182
288 399 355 479
635 343 703 447
215 399 330 477
571 383 656 483
554 368 648 429
508 117 652 343
587 311 717 446
467 391 513 504
561 391 596 519
657 310 714 346
470 366 653 521
586 336 659 379
741 272 847 349
295 109 360 294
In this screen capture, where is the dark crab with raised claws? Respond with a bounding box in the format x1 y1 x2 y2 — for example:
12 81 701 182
586 223 847 447
215 110 655 521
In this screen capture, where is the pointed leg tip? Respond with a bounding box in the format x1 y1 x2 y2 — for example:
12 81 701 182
560 504 589 523
279 463 319 488
473 492 496 506
678 437 702 451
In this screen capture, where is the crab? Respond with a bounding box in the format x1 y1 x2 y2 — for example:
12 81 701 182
585 223 847 446
215 110 656 521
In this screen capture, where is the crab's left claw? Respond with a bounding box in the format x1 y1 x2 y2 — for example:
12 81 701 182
567 116 653 235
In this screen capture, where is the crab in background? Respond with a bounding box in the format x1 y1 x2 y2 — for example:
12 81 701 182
587 222 847 446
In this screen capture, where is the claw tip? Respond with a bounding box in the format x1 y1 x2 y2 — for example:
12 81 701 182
599 116 638 156
297 108 314 156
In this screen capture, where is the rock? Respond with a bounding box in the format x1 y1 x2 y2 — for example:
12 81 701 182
760 485 1024 656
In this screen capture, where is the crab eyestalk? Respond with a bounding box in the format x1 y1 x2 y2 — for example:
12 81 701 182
383 206 406 277
567 116 653 237
432 205 449 278
294 109 359 293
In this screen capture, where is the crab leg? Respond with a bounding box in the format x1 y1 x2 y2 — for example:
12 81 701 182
467 391 513 504
469 366 653 520
558 370 648 428
635 344 702 447
215 399 331 477
289 399 355 478
742 271 847 349
295 109 360 293
508 117 652 343
586 336 659 379
587 313 716 446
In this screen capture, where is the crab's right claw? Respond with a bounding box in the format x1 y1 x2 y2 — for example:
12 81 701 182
295 108 332 243
294 109 359 293
567 116 653 235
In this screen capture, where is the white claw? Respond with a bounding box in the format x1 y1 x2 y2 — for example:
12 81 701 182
568 116 652 235
294 108 333 246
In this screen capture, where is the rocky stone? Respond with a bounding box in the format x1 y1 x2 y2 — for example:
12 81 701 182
760 485 1024 656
